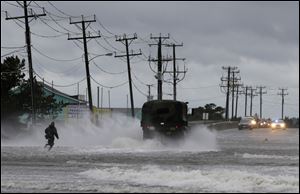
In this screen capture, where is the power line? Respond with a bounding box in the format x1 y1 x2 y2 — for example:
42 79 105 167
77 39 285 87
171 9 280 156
132 71 152 86
91 61 127 75
31 54 84 75
89 25 122 52
95 15 115 36
1 46 26 49
9 17 66 38
32 45 82 62
33 2 81 34
46 11 79 34
6 3 77 39
90 75 128 89
178 85 219 89
1 69 29 76
36 16 68 35
132 80 148 97
33 70 86 87
1 48 26 58
188 95 224 102
94 38 115 53
3 1 22 8
72 40 83 50
47 1 78 18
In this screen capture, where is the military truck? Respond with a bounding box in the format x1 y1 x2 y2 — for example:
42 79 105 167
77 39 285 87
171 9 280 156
141 100 189 140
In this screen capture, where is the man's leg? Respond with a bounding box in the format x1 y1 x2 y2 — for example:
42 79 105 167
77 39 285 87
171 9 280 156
48 138 54 150
44 138 51 148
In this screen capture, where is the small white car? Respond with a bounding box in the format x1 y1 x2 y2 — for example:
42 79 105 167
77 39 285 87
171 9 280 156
271 119 286 130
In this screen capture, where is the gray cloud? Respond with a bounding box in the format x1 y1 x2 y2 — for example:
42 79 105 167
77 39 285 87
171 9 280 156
1 1 298 118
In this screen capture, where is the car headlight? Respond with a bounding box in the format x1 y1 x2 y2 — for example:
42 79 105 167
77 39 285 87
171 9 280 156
251 120 256 125
280 123 285 128
271 123 276 128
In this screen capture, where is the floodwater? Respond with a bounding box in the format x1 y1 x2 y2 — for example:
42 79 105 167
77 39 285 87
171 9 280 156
1 122 299 193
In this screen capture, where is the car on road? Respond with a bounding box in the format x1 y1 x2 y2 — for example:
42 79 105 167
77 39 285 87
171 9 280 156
141 100 189 140
258 119 271 128
271 119 286 130
238 116 257 130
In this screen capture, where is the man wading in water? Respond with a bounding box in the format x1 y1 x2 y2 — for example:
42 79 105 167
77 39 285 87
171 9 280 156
44 121 59 150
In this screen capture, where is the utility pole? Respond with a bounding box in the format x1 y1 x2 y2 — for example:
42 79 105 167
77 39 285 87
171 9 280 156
86 88 88 102
97 86 100 108
115 33 142 117
101 87 103 109
126 94 129 116
278 88 288 119
220 66 237 120
231 70 240 119
51 81 54 94
256 86 267 119
241 86 251 116
100 87 103 118
77 82 80 119
108 90 111 109
235 83 243 118
165 43 186 100
5 1 46 124
249 87 257 117
149 33 171 100
68 15 101 113
146 84 154 101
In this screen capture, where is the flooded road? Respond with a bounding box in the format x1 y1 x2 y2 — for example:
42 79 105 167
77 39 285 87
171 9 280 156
1 127 299 193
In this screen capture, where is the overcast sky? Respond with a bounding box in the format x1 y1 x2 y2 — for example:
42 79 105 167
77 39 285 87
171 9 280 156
1 1 299 119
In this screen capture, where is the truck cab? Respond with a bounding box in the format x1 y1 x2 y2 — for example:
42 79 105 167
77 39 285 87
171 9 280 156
141 100 189 139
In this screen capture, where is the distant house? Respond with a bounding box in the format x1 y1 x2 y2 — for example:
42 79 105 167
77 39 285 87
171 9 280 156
12 81 88 123
38 82 90 121
41 82 86 105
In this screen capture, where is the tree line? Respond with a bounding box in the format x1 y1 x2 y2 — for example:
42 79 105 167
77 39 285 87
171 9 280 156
1 55 64 128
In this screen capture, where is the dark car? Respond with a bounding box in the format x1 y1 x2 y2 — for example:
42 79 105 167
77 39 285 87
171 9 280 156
258 119 271 128
141 100 189 139
238 116 257 130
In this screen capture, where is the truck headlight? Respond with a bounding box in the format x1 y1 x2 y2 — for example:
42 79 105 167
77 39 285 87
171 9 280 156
251 120 256 125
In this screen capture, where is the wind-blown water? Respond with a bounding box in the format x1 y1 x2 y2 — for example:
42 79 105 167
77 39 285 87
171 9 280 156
1 114 218 152
1 114 298 192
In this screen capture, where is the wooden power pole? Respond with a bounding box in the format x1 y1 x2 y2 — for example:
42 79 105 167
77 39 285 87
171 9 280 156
115 33 141 117
68 15 101 113
149 33 171 100
5 1 46 124
165 43 186 101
